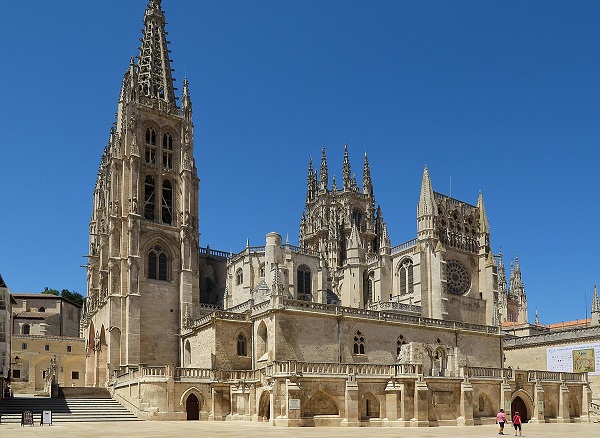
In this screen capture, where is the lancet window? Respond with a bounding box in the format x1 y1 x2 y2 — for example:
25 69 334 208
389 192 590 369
297 265 311 296
236 332 247 356
145 128 157 164
236 269 243 286
353 330 366 355
148 245 168 281
144 175 156 220
162 133 173 169
161 180 173 225
398 258 414 295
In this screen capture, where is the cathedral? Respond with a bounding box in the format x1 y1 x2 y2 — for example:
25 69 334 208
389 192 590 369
80 0 592 426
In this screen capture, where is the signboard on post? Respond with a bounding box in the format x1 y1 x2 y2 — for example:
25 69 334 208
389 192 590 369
41 410 52 426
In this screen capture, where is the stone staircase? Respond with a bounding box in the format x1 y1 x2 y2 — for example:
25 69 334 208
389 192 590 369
0 389 141 423
590 401 600 423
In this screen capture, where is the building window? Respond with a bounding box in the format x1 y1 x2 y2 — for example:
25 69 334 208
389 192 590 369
297 265 311 295
13 369 21 379
148 245 168 281
259 264 265 278
398 258 414 296
353 330 365 355
44 344 50 352
352 208 362 229
21 343 27 350
396 335 407 356
22 324 30 335
67 346 72 353
162 133 173 169
237 333 247 357
144 175 156 220
236 269 243 286
161 180 173 225
39 307 45 312
145 128 157 164
72 371 79 380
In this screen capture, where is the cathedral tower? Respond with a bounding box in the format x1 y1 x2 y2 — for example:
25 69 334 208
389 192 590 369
82 0 200 386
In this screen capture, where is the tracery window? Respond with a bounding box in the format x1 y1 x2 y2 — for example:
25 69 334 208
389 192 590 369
236 333 247 356
148 245 168 281
396 335 407 356
161 180 173 225
398 258 414 295
353 330 366 355
22 324 30 335
352 209 362 229
145 128 157 164
446 260 470 295
297 265 311 295
236 269 243 286
144 175 156 220
162 133 173 169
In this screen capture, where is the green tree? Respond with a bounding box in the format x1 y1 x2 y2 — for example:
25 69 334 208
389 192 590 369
42 287 60 296
41 287 85 306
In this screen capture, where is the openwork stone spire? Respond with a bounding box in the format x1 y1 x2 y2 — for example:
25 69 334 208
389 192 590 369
137 0 176 103
363 152 372 196
592 284 600 326
342 144 352 189
320 146 328 190
417 166 436 218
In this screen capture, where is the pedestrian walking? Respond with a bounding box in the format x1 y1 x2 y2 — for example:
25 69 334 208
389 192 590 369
512 411 522 437
496 408 506 434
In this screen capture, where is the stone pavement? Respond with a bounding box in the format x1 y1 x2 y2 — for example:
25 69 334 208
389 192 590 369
0 421 598 438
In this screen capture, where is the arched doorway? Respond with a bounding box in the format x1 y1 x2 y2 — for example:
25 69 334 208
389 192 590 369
511 396 528 422
258 391 270 421
186 393 199 420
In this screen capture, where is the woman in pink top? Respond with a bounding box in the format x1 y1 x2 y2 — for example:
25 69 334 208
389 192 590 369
496 408 506 435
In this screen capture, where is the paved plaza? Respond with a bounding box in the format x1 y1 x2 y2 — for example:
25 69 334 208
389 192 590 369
0 421 597 438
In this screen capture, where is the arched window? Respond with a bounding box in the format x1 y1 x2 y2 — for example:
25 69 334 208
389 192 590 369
236 269 243 286
259 264 265 278
144 175 155 220
39 307 45 313
353 330 365 355
145 128 157 164
398 258 414 295
161 180 173 225
352 209 362 229
297 265 311 296
396 335 407 356
148 245 168 281
162 133 173 169
257 321 268 359
22 324 30 335
236 333 247 356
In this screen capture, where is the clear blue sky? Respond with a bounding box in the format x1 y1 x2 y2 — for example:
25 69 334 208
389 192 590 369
1 1 599 325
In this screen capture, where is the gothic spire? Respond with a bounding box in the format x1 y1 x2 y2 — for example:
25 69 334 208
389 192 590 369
592 284 600 326
362 152 373 196
342 144 352 189
320 146 328 191
417 166 436 218
509 257 524 297
477 191 490 234
137 0 176 104
306 158 316 203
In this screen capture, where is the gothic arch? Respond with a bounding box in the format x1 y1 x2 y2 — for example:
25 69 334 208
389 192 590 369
304 390 339 417
179 386 205 408
396 257 414 296
258 389 271 420
183 340 192 367
256 321 268 360
477 391 494 416
568 392 580 418
361 391 380 419
85 322 96 386
236 330 248 357
511 389 534 422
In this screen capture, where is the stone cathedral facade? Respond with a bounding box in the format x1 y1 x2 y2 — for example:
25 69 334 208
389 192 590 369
81 1 592 426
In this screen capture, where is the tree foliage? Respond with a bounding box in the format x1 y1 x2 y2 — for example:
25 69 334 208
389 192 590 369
42 287 85 306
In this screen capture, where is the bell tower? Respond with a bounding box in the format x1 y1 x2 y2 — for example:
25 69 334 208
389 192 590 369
82 0 200 385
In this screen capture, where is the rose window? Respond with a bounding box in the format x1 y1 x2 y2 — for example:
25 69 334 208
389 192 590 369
446 260 470 295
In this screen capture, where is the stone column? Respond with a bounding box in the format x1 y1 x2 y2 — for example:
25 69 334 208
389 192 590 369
411 377 429 427
530 381 545 423
557 382 570 423
209 384 229 421
457 380 474 426
580 383 592 422
283 379 302 426
341 375 360 427
500 379 512 417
